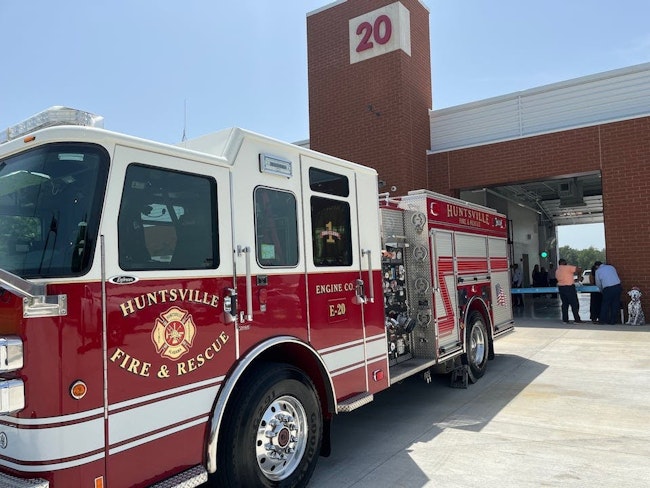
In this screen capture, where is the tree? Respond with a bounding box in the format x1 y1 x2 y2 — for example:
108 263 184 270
558 245 605 271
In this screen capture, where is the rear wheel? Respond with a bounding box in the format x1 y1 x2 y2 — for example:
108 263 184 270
214 363 322 488
466 311 489 383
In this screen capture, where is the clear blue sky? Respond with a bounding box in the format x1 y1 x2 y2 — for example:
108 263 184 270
3 0 644 249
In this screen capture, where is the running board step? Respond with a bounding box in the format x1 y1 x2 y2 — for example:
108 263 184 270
149 465 208 488
338 392 374 412
0 473 49 488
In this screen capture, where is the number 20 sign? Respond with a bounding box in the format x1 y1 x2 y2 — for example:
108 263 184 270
349 2 412 64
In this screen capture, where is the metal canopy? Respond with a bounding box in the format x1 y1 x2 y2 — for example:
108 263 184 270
486 172 603 226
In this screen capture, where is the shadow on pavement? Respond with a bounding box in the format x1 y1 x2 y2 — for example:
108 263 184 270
310 351 548 487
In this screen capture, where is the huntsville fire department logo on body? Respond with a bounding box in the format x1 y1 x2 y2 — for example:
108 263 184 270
152 306 196 360
110 288 230 379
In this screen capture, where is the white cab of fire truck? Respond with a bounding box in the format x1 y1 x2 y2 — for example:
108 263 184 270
0 106 388 488
0 106 512 488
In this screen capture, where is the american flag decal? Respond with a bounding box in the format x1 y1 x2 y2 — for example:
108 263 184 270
496 283 506 306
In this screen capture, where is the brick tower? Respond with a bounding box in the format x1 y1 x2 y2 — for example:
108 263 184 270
307 0 432 195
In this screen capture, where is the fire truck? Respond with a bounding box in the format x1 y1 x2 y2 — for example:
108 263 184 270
0 107 513 487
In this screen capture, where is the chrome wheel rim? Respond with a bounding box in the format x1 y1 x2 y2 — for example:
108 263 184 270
470 320 486 367
256 394 307 481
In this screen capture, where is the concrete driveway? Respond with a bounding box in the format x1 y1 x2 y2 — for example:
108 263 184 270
310 319 650 487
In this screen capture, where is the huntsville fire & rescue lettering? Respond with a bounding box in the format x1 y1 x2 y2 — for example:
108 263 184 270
119 288 220 316
109 289 229 378
110 330 229 378
446 204 491 228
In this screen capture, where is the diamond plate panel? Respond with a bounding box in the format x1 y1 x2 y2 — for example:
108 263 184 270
149 465 208 488
0 473 48 488
400 198 438 359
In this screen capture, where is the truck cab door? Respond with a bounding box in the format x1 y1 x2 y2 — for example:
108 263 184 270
227 149 308 354
99 145 235 486
300 155 385 399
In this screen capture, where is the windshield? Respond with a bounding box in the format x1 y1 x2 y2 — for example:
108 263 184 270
0 143 109 278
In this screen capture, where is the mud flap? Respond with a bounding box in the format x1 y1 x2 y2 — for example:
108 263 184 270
450 364 468 389
320 416 332 457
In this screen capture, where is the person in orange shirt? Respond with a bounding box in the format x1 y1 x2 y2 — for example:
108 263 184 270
556 258 583 323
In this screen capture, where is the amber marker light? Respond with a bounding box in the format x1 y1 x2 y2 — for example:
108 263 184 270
23 135 36 143
70 380 87 400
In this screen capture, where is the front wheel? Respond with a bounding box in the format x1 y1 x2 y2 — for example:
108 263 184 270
466 311 489 383
214 363 323 488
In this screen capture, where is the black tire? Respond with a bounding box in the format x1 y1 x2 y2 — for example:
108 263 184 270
214 363 322 488
466 311 489 383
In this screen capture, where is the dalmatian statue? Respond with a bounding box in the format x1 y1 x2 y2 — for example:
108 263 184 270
626 287 646 326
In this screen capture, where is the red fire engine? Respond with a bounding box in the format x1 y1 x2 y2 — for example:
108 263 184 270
0 107 513 487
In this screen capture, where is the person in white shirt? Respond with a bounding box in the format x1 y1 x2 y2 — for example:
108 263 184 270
595 263 622 325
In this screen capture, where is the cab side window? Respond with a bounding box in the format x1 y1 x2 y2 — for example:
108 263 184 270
309 168 352 267
118 164 218 270
254 187 299 267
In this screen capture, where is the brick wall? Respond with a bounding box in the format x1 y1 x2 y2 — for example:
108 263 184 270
307 0 431 195
428 117 650 313
306 0 650 317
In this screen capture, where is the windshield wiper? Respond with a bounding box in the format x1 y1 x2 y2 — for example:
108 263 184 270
38 213 59 274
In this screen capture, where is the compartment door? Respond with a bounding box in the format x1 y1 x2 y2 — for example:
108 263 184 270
489 236 514 334
431 230 462 354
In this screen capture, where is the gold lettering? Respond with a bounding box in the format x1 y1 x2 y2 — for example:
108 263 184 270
120 301 134 317
120 352 131 369
140 362 151 377
134 295 146 311
120 289 222 316
127 358 141 374
167 334 233 376
316 283 346 294
187 358 197 372
110 348 151 377
110 348 125 363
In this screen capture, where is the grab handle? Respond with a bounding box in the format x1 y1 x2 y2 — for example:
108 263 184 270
237 245 253 321
361 249 374 303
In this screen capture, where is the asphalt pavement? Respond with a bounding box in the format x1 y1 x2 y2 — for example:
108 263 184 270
309 293 650 487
